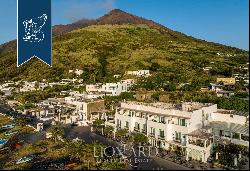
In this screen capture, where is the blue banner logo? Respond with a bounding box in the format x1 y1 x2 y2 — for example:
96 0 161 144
17 0 52 67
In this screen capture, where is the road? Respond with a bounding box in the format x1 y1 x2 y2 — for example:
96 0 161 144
1 103 190 170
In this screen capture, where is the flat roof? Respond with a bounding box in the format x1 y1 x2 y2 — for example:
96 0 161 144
118 107 191 119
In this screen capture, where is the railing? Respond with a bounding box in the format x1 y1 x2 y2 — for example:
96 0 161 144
149 132 155 137
134 127 140 132
173 139 181 143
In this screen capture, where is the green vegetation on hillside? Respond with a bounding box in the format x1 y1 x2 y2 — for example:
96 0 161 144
0 24 248 83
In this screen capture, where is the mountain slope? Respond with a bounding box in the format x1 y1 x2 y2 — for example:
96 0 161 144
0 9 248 83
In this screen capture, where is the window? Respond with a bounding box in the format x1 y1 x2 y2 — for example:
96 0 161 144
230 115 234 118
150 127 155 135
160 116 165 123
143 124 147 132
116 119 121 127
125 121 129 128
178 118 186 126
159 129 164 138
175 132 181 142
135 122 140 130
232 132 240 139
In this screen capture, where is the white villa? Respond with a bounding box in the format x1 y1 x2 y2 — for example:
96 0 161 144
113 101 249 163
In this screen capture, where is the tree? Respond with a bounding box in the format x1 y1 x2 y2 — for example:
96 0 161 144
66 139 86 163
163 83 176 91
49 125 65 142
131 133 148 145
103 126 114 137
116 129 128 141
93 119 105 134
150 62 160 72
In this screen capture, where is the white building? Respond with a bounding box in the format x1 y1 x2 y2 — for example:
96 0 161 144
209 109 249 147
19 81 37 92
113 101 249 163
86 84 102 93
210 83 224 92
126 70 151 77
101 82 128 96
69 69 84 76
75 69 83 76
64 98 105 126
86 79 135 96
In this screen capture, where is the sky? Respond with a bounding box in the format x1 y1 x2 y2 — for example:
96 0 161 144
0 0 249 50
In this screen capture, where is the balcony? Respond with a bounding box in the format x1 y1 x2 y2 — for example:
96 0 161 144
173 139 181 143
149 132 155 137
134 127 140 132
158 135 165 140
141 129 147 134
